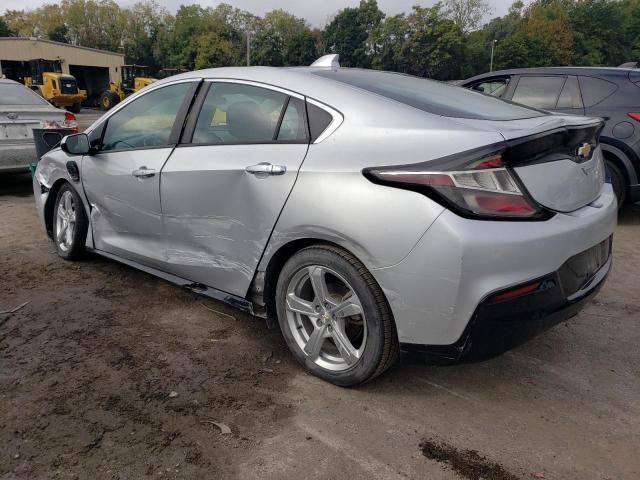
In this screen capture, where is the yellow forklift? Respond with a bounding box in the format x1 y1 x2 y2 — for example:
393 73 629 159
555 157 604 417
100 64 157 111
24 59 87 113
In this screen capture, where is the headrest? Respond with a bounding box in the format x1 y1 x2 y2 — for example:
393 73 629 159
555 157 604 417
226 101 273 141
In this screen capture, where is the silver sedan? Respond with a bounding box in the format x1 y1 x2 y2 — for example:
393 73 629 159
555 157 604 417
0 78 77 173
32 55 616 386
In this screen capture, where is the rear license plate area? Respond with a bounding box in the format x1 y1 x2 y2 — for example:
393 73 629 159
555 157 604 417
558 237 611 296
1 124 36 140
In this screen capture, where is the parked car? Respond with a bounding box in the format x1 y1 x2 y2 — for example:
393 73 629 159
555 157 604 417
461 67 640 206
32 56 616 386
0 78 78 173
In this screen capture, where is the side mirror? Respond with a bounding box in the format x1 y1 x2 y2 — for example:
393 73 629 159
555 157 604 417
60 133 90 156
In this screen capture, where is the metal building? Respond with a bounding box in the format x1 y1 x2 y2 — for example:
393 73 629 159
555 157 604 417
0 37 124 104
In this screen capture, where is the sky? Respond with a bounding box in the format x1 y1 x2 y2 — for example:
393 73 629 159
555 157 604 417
0 0 513 27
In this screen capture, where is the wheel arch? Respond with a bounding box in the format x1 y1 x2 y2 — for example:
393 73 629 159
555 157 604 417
600 139 638 186
254 238 377 322
43 178 71 237
43 179 89 239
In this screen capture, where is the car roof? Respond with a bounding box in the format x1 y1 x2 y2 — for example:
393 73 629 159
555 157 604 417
463 66 636 84
0 78 22 85
152 66 411 115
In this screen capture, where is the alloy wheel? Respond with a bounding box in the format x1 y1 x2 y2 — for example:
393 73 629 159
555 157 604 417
56 190 76 252
284 265 367 371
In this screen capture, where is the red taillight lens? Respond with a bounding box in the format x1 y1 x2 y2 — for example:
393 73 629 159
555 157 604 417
365 153 542 219
489 280 542 302
628 112 640 122
63 111 79 133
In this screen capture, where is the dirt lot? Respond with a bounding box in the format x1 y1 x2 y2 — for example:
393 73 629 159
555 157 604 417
1 173 639 480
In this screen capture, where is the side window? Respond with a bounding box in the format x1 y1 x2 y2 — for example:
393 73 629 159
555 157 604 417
511 76 566 109
556 76 583 109
307 103 333 142
578 76 618 107
101 83 191 152
471 78 510 97
192 83 289 144
277 97 308 142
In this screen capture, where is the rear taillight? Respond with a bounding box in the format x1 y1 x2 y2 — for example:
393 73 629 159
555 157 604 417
628 112 640 123
63 111 79 133
364 152 543 219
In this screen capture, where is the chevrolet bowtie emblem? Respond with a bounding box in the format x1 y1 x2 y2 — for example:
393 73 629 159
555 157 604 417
577 143 592 159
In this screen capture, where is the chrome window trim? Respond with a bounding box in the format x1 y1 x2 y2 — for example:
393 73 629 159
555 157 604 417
204 78 305 100
306 97 344 144
85 78 201 134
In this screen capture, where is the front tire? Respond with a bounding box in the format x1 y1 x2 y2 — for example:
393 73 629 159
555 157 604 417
53 184 88 260
100 90 119 111
275 245 399 386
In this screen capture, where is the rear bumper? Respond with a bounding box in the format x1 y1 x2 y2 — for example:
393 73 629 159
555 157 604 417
0 143 37 172
371 183 617 347
401 250 611 361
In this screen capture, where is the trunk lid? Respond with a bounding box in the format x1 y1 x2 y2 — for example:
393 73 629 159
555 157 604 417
453 114 605 213
0 106 64 144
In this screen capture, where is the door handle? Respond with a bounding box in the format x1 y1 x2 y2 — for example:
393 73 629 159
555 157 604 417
132 166 156 178
245 162 286 176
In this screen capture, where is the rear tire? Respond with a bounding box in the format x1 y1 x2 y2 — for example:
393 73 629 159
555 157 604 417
100 90 119 111
275 245 399 386
605 159 626 207
52 183 88 260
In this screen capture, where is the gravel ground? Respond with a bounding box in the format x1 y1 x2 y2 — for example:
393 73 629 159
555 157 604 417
1 173 639 480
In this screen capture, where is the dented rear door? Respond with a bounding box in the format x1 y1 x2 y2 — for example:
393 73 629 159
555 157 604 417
159 81 309 297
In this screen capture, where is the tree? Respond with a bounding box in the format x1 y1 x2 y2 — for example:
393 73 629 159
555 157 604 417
323 0 384 68
0 18 13 37
401 5 465 80
121 1 167 67
569 0 627 65
369 14 409 71
522 0 574 66
47 24 68 43
194 31 234 69
252 10 316 66
445 0 492 33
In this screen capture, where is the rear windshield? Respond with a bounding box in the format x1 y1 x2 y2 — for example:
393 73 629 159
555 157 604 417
0 83 49 106
314 69 544 121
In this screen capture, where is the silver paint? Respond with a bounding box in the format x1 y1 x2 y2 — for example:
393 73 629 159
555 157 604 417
33 65 618 350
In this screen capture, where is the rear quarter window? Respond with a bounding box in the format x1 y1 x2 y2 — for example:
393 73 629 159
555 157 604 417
511 76 566 109
306 103 334 142
578 76 618 107
314 69 543 121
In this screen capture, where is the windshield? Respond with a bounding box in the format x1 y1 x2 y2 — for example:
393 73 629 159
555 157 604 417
314 69 544 121
0 83 49 106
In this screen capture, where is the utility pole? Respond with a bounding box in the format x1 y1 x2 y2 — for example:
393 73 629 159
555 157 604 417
490 39 497 72
246 27 251 66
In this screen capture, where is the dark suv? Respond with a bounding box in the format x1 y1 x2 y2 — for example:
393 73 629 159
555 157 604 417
462 67 640 205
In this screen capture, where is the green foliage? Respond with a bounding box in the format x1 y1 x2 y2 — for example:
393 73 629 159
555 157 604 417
47 24 69 43
194 32 235 69
4 0 640 79
0 18 13 37
252 10 316 66
402 5 466 80
323 0 385 68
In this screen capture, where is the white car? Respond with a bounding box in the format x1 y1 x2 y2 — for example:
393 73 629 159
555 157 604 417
0 78 77 173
